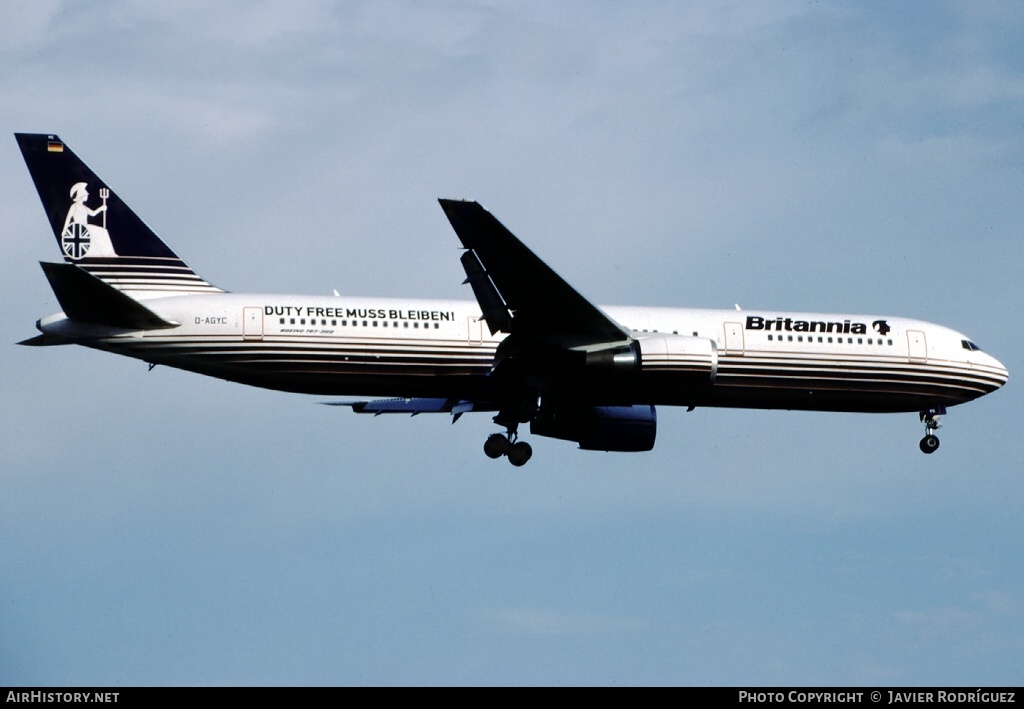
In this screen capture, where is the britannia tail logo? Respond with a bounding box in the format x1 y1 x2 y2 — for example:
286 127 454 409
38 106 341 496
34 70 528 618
61 182 117 259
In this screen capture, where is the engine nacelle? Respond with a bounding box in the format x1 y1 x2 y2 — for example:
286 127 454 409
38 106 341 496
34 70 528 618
582 335 717 384
584 342 640 371
531 404 657 452
635 334 718 385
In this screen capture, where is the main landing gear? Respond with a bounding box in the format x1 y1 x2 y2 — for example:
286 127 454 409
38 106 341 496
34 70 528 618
483 430 533 466
919 407 945 454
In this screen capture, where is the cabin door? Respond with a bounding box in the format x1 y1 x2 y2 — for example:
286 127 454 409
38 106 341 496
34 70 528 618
467 316 484 345
907 330 927 363
724 322 744 355
243 307 264 341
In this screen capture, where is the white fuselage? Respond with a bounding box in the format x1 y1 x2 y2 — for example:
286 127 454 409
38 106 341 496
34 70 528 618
38 292 1009 414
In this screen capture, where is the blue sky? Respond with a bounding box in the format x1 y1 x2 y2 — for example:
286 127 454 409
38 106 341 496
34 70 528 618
1 0 1022 685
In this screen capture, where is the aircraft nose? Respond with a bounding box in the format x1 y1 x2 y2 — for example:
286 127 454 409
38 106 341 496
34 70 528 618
995 358 1009 387
980 352 1009 392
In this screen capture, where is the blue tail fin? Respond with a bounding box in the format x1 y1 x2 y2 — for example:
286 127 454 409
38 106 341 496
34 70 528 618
16 133 223 298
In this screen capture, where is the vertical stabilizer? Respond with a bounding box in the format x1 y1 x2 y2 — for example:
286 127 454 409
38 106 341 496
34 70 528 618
15 133 223 298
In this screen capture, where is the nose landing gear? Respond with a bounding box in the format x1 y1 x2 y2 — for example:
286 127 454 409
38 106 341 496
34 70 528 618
919 407 945 454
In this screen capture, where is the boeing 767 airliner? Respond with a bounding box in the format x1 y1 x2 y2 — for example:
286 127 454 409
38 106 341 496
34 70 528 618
16 133 1008 465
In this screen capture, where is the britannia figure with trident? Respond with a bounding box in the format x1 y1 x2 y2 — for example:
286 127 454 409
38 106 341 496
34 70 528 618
61 182 117 259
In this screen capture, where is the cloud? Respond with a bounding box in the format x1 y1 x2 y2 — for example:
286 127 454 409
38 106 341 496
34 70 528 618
971 589 1022 616
480 607 646 637
895 589 1022 643
116 0 341 47
895 606 983 639
0 0 62 51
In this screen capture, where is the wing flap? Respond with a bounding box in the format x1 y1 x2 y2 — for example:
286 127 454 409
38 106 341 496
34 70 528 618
460 250 511 335
323 397 487 422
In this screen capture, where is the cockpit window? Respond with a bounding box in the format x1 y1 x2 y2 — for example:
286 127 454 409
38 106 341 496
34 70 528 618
961 340 982 352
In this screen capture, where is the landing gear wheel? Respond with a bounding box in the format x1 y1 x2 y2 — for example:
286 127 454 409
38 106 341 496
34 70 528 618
484 415 533 465
507 441 533 467
919 434 940 454
484 433 511 459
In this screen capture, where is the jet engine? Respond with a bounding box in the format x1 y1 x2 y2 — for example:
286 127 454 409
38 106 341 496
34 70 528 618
531 404 657 452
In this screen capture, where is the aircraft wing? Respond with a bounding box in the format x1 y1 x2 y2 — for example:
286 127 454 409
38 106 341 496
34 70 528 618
438 199 630 348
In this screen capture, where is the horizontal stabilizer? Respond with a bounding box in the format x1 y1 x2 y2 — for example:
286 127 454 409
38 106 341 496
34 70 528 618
40 261 178 330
